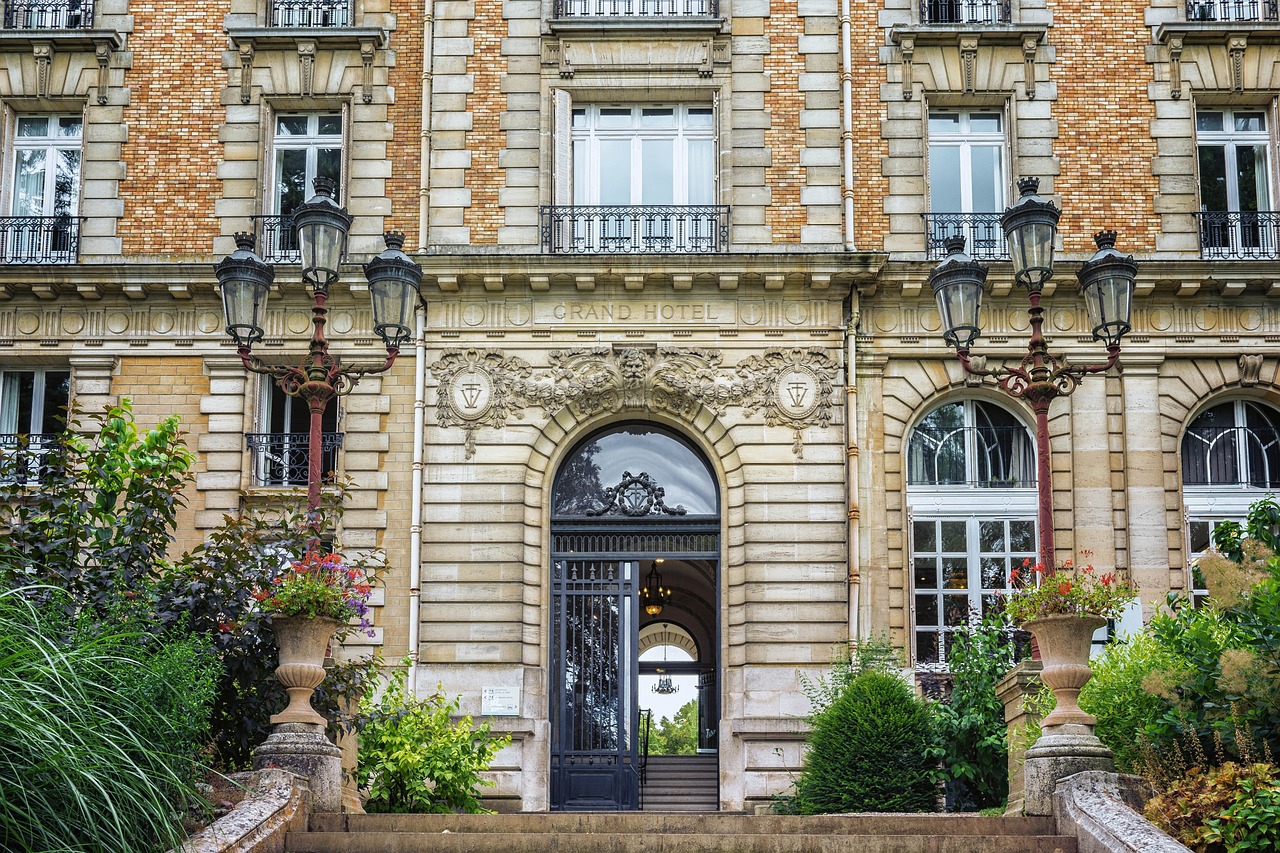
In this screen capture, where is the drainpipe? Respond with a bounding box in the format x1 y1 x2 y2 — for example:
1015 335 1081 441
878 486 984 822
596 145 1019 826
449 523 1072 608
417 0 435 251
407 305 427 694
839 0 855 249
845 297 861 642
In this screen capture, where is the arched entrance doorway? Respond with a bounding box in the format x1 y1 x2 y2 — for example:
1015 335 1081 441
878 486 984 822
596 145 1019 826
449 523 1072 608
549 423 720 811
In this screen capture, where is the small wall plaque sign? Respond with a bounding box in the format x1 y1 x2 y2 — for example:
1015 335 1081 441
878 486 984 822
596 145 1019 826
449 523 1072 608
482 686 520 716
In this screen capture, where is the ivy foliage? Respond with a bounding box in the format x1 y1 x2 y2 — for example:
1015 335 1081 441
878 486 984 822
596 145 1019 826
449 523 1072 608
357 663 511 814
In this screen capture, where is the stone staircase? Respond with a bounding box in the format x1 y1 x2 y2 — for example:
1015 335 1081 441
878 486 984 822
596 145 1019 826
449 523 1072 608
641 754 719 811
291 813 1079 853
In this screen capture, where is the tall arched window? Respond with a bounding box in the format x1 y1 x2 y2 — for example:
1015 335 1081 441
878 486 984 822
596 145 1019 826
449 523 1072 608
907 399 1036 666
1182 399 1280 605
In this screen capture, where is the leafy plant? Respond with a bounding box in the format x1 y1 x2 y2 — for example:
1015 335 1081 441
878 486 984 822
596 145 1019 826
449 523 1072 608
253 548 378 632
798 634 901 718
358 664 511 814
791 671 936 814
930 611 1025 810
1004 553 1136 624
0 588 219 853
1145 761 1280 853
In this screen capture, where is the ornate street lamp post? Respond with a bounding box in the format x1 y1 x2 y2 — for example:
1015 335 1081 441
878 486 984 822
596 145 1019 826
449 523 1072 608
216 178 423 512
929 178 1139 572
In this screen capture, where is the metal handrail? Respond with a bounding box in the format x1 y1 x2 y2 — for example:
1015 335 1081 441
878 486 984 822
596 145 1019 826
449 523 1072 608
251 215 299 264
539 205 730 254
2 0 94 29
0 433 62 485
1194 211 1280 260
245 432 343 487
1185 0 1278 20
553 0 718 16
267 0 352 27
922 212 1009 260
0 216 82 264
920 0 1010 24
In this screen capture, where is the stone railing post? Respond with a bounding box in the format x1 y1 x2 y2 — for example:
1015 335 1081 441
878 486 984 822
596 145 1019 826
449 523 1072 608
996 659 1043 815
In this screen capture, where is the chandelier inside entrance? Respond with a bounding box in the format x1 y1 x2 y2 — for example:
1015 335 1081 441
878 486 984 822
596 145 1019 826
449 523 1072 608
652 630 679 695
641 560 673 616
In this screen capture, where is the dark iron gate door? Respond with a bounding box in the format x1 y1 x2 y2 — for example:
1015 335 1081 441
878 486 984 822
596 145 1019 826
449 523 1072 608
550 558 639 810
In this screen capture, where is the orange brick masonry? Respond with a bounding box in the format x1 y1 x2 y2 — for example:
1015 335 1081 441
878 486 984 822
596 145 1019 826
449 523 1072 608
389 4 425 249
849 0 888 251
764 0 804 241
465 0 507 243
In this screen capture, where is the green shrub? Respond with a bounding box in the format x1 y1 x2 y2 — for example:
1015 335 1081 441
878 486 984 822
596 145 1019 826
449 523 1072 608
930 612 1024 810
0 588 219 853
358 665 511 814
798 634 901 717
792 672 937 814
647 700 699 756
1145 762 1280 853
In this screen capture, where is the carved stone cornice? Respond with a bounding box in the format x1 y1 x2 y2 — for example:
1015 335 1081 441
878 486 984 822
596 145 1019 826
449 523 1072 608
225 26 388 52
430 346 840 459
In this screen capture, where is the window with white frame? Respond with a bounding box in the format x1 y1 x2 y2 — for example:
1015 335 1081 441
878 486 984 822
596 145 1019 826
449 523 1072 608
1196 109 1275 257
926 109 1007 259
5 115 82 263
0 368 69 482
247 381 340 487
907 399 1036 666
271 113 343 216
1183 399 1280 604
572 105 715 207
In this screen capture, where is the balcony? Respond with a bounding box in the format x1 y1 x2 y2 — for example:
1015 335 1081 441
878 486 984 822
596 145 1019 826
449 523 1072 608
920 0 1010 24
0 434 61 485
251 215 300 264
539 205 729 254
1182 424 1280 488
268 0 351 27
922 213 1008 261
552 0 718 17
1186 0 1278 20
2 0 93 29
1195 211 1280 260
0 216 81 264
246 432 343 487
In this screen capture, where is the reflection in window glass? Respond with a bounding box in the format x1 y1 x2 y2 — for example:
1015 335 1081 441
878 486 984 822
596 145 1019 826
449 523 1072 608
553 424 718 516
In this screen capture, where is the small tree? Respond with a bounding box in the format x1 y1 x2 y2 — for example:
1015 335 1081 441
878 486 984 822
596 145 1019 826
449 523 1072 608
793 671 937 814
649 700 699 755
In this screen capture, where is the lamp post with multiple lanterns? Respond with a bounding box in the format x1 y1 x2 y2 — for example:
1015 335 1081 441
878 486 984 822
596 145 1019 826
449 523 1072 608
928 177 1139 572
215 177 423 512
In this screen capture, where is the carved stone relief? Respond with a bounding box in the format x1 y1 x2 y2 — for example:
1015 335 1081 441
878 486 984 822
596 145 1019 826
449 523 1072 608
430 346 840 459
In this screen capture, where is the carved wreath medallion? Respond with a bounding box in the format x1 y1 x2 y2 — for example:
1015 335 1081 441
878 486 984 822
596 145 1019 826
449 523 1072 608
429 346 839 458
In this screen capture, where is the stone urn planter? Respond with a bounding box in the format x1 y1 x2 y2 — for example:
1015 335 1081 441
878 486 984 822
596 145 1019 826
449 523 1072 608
1023 613 1105 729
270 615 344 727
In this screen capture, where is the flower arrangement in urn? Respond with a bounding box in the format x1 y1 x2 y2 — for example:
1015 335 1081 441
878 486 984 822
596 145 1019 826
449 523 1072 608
253 548 379 638
1004 552 1136 625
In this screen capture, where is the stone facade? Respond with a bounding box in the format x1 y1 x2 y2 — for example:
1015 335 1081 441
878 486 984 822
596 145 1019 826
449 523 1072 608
0 0 1278 813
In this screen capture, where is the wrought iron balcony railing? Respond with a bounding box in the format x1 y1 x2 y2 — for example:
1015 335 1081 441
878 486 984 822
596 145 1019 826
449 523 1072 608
920 0 1010 24
1195 211 1280 260
0 216 81 264
1186 0 1278 20
2 0 93 29
268 0 352 27
552 0 718 17
539 205 729 254
922 212 1009 260
0 434 61 485
246 432 343 487
1182 424 1280 488
251 215 300 264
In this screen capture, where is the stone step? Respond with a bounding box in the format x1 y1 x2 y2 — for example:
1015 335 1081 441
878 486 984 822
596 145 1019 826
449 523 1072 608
288 830 1077 853
308 813 1061 837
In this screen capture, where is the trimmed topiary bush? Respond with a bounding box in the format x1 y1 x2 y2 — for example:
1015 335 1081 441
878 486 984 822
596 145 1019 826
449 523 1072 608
793 671 937 814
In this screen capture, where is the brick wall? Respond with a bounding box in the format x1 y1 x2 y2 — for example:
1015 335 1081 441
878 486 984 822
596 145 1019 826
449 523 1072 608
389 3 425 248
464 0 507 242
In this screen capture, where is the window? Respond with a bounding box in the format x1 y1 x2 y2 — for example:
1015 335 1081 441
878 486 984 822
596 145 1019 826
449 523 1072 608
1196 109 1277 259
0 369 69 483
257 113 343 261
1187 0 1278 22
542 103 725 253
268 0 352 27
3 0 93 29
246 383 340 487
907 399 1036 666
4 115 81 263
921 0 1011 24
925 109 1007 259
553 0 717 18
1183 399 1280 603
